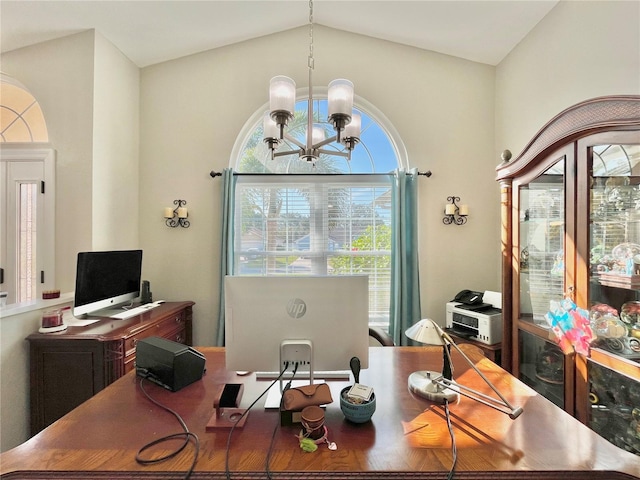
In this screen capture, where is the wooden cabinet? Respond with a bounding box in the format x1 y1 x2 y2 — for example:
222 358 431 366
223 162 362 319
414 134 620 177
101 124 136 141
496 96 640 453
27 301 194 435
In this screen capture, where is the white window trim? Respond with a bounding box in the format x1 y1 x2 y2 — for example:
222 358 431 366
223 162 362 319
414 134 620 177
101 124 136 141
0 143 56 308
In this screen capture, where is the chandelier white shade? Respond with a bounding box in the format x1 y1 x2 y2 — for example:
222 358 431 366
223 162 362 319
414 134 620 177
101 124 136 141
327 79 354 139
268 75 296 138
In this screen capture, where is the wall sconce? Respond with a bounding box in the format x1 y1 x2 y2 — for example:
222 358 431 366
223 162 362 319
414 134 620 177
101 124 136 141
164 200 190 228
443 196 468 225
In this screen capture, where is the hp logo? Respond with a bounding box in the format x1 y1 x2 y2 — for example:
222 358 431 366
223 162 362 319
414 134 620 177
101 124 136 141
287 298 307 318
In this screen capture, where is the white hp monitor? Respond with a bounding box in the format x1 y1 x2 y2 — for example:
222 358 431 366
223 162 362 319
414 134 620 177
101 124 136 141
224 275 370 379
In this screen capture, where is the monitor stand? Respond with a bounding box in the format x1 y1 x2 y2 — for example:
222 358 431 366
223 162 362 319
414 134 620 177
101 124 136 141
255 339 350 383
279 339 313 390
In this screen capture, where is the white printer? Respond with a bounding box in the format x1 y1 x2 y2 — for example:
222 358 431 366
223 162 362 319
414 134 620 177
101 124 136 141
445 291 502 345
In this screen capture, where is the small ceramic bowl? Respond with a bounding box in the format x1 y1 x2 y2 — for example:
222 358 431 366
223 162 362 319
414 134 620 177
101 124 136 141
340 386 376 423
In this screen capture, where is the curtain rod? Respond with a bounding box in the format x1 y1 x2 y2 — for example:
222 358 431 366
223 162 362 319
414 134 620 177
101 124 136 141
209 170 431 178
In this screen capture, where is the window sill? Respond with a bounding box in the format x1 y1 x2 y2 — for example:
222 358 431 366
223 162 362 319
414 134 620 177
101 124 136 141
0 292 74 319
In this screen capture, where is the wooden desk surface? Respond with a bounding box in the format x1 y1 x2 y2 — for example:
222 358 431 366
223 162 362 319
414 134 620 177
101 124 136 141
2 345 639 480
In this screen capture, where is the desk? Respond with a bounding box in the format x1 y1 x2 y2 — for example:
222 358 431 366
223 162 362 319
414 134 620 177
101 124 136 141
2 345 639 479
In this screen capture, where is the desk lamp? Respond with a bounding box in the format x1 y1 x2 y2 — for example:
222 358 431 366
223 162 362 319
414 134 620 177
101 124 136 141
405 319 523 419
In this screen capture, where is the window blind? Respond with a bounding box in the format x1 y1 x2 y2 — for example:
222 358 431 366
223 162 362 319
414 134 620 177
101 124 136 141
234 174 393 326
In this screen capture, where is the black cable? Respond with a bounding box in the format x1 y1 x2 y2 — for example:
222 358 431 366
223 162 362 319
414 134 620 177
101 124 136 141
135 376 200 480
265 361 299 479
444 399 458 480
225 362 290 480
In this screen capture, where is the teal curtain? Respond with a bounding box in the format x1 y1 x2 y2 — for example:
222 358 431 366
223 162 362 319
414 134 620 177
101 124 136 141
389 168 422 346
215 168 236 346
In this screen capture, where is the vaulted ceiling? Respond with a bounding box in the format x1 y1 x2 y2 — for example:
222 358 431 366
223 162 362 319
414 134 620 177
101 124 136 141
1 1 558 68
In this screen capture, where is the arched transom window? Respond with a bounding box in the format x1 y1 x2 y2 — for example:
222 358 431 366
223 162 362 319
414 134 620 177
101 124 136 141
1 73 49 143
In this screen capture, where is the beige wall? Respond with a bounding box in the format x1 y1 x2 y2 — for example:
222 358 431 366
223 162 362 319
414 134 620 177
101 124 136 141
1 0 639 453
495 0 640 157
92 32 141 250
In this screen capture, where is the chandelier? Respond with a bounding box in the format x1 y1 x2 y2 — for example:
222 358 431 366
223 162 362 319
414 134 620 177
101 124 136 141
262 0 361 164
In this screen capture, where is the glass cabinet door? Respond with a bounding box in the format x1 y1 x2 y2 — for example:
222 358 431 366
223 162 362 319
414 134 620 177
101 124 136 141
517 159 567 406
519 159 565 327
588 144 640 360
589 360 640 455
519 330 565 408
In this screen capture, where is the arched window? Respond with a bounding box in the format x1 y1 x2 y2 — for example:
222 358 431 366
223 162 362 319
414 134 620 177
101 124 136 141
1 73 48 142
232 95 406 173
228 96 407 329
1 73 55 306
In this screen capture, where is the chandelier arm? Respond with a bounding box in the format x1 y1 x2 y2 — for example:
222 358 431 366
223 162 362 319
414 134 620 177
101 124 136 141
273 148 305 159
316 149 349 158
283 133 307 150
312 135 339 149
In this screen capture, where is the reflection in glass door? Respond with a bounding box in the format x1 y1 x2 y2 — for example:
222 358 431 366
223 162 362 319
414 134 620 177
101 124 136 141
519 160 565 327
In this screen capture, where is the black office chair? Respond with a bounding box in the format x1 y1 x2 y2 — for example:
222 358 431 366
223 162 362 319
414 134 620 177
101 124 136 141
368 327 395 346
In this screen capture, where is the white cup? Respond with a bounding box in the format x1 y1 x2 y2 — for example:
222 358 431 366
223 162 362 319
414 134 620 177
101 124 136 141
0 291 7 307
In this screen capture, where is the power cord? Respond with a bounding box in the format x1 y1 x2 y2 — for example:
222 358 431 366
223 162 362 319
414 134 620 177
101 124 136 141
444 399 458 480
135 376 200 480
225 361 290 480
265 361 299 479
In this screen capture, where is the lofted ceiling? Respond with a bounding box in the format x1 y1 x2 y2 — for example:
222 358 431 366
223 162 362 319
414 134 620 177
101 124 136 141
1 1 559 68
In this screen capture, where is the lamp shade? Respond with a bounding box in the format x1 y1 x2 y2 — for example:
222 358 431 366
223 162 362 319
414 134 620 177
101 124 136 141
327 79 354 117
269 76 296 114
312 124 325 145
405 319 446 346
343 113 361 139
263 112 279 140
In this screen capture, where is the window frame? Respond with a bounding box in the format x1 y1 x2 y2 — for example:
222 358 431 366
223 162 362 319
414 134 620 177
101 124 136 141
0 144 56 306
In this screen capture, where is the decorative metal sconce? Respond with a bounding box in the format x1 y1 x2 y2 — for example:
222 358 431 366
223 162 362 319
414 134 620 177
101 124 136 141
164 200 190 228
443 196 468 225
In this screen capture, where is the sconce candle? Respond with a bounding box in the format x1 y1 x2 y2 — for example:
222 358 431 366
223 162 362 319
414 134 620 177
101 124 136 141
165 200 190 228
443 196 468 225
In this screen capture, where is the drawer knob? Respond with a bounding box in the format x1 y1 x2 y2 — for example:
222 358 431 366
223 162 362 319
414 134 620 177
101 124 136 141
175 316 183 324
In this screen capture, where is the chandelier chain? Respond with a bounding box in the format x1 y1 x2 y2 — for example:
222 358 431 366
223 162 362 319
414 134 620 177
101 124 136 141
264 0 359 164
308 0 314 71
